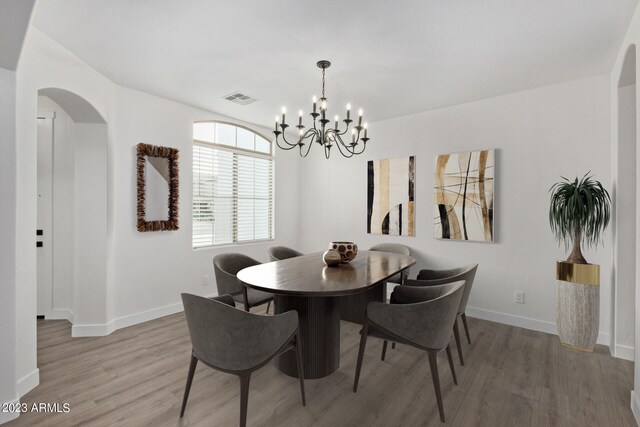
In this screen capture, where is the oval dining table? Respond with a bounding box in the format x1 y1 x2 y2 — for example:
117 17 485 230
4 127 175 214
237 250 415 379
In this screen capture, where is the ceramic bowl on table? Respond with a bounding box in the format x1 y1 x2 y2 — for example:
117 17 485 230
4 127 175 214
328 241 358 263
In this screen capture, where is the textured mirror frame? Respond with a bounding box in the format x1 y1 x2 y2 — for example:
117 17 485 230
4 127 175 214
136 143 180 232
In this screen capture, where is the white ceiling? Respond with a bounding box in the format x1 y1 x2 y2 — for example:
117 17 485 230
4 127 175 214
33 0 637 128
0 0 36 70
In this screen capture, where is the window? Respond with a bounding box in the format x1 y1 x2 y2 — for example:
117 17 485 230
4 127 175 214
193 122 274 248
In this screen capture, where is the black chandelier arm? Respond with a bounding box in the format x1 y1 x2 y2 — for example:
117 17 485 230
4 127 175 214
274 132 299 151
280 128 301 147
335 119 354 136
335 131 368 157
329 133 356 159
324 145 331 159
298 128 318 158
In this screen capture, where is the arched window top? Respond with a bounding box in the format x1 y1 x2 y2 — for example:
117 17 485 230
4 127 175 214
193 121 272 155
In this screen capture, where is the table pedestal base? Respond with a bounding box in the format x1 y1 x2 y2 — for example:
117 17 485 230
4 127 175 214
339 282 386 324
274 295 340 379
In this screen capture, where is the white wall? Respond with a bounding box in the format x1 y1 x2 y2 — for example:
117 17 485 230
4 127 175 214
73 123 109 331
298 75 612 344
13 27 301 401
615 83 636 357
109 85 300 323
0 66 19 424
610 2 640 423
16 27 113 395
37 95 75 321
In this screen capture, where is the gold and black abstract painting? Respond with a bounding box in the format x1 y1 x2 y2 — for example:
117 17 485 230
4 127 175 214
434 149 494 242
367 156 415 236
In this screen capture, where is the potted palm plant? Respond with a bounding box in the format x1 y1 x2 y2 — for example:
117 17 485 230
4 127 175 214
549 173 611 351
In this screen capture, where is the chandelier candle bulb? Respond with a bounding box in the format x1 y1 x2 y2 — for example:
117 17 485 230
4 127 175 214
313 96 317 113
346 103 351 120
364 123 368 138
298 110 303 126
358 109 363 126
281 107 286 124
352 128 356 143
334 115 339 129
275 116 279 131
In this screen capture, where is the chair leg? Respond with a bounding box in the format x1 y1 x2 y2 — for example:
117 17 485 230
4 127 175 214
239 373 252 427
294 329 306 406
179 354 198 417
428 352 445 423
242 287 250 312
353 320 369 392
445 344 457 385
266 300 271 314
381 340 388 361
453 319 465 366
461 313 471 344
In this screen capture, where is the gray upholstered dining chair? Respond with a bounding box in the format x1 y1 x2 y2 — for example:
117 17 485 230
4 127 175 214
407 264 478 366
180 293 305 427
213 253 274 313
369 243 411 285
267 246 303 262
353 281 465 423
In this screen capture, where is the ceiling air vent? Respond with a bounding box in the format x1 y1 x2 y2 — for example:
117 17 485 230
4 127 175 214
223 91 257 105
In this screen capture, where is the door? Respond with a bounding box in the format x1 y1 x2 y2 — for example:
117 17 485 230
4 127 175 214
37 113 55 318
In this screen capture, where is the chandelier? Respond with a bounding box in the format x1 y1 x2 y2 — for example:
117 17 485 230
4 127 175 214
273 60 369 159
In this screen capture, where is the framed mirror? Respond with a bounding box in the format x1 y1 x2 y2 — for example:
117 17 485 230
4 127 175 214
136 143 179 232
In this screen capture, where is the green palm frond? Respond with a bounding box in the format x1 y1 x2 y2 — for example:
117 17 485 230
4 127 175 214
549 172 611 250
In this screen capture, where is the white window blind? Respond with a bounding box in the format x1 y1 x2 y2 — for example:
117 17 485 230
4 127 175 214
193 123 273 248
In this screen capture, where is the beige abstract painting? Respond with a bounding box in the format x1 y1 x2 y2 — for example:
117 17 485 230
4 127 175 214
367 156 415 236
434 149 494 242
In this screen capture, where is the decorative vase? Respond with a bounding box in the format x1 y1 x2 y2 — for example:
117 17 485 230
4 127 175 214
556 261 600 352
328 241 358 263
322 249 342 266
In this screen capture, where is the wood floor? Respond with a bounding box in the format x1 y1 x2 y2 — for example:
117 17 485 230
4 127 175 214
7 308 636 426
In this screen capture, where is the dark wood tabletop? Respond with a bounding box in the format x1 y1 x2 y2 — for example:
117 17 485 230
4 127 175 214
237 250 416 297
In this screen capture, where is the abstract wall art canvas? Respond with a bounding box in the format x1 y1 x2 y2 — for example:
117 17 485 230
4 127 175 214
367 156 415 236
434 149 494 242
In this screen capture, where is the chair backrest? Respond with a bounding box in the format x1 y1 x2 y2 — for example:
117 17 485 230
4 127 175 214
268 246 303 262
213 253 261 296
368 281 464 351
369 243 411 256
413 264 478 314
181 293 298 372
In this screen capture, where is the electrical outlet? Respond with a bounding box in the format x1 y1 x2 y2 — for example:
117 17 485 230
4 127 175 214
514 291 524 304
202 275 209 287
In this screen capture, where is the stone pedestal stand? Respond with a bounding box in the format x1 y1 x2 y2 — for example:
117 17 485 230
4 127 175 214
556 261 600 352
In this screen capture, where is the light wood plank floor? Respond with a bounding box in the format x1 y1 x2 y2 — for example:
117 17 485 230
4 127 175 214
7 308 636 426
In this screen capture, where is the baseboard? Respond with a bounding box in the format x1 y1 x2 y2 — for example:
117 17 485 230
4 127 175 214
50 308 73 322
0 395 20 424
615 344 635 361
71 300 186 337
71 323 114 337
465 306 610 347
111 300 184 331
17 368 39 397
631 390 640 426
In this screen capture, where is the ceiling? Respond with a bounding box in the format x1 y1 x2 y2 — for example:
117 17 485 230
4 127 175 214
33 0 637 128
0 0 36 70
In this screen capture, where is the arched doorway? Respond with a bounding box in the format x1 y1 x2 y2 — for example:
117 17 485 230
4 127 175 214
614 45 636 361
36 88 109 336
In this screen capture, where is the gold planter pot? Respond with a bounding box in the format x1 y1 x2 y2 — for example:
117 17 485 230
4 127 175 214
556 261 600 352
